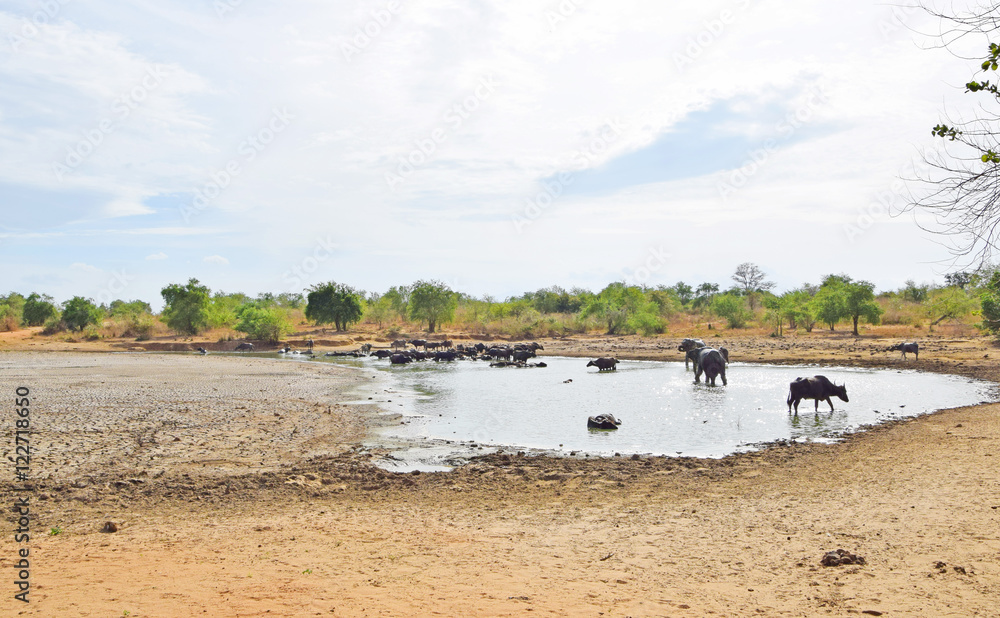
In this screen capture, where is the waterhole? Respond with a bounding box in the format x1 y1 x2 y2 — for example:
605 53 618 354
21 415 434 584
308 355 997 465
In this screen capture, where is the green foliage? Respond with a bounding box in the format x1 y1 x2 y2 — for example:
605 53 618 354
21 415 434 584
979 270 1000 334
364 294 394 328
42 315 65 335
928 286 977 326
22 293 58 327
842 280 883 335
206 292 250 329
710 293 752 329
672 282 694 306
408 280 457 333
812 279 848 330
234 304 293 343
0 292 25 331
62 296 102 332
305 282 364 331
161 279 211 335
900 280 929 303
109 299 152 316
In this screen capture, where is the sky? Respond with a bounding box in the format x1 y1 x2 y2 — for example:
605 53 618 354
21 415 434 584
0 0 993 308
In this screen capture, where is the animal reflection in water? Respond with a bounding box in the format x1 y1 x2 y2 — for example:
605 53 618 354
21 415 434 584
787 375 848 414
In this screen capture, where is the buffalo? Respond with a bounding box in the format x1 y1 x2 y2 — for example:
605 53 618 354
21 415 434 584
888 342 919 360
678 338 706 369
512 349 535 362
196 347 208 355
433 350 457 362
389 353 412 365
235 342 254 352
692 347 727 386
587 413 622 429
787 375 848 414
587 357 619 371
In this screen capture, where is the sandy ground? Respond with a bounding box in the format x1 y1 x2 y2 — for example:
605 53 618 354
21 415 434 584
1 329 999 616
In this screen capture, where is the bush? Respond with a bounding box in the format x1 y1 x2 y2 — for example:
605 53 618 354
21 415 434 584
234 305 293 343
42 315 65 335
711 294 752 329
62 297 102 332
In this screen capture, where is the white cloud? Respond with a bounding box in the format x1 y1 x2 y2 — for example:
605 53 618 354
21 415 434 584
0 0 988 301
70 262 100 273
145 252 168 260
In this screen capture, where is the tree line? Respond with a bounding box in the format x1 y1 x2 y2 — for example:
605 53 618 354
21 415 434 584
2 263 997 342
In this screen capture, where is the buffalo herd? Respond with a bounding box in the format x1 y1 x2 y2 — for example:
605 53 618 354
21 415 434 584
369 339 546 368
226 334 922 417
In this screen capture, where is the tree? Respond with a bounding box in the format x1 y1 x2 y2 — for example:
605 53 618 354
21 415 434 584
234 304 293 343
305 282 364 331
928 286 977 326
905 4 1000 263
731 262 775 295
22 293 58 326
842 280 883 336
62 296 102 332
711 293 752 328
812 283 847 331
109 299 152 316
0 293 25 331
364 294 393 329
672 281 694 306
408 280 457 333
161 278 211 335
979 269 1000 333
944 271 978 290
692 282 719 309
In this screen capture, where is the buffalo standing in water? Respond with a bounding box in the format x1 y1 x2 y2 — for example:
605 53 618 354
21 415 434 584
692 347 727 386
587 357 619 371
787 375 848 414
234 342 254 352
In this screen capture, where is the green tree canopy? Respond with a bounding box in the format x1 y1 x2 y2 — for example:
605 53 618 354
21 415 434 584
161 278 211 335
62 296 102 332
408 280 457 333
842 280 883 336
812 281 847 331
22 293 58 327
710 293 752 329
234 303 293 343
305 282 364 331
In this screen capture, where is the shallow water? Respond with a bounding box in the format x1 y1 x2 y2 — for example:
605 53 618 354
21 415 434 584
307 355 998 459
